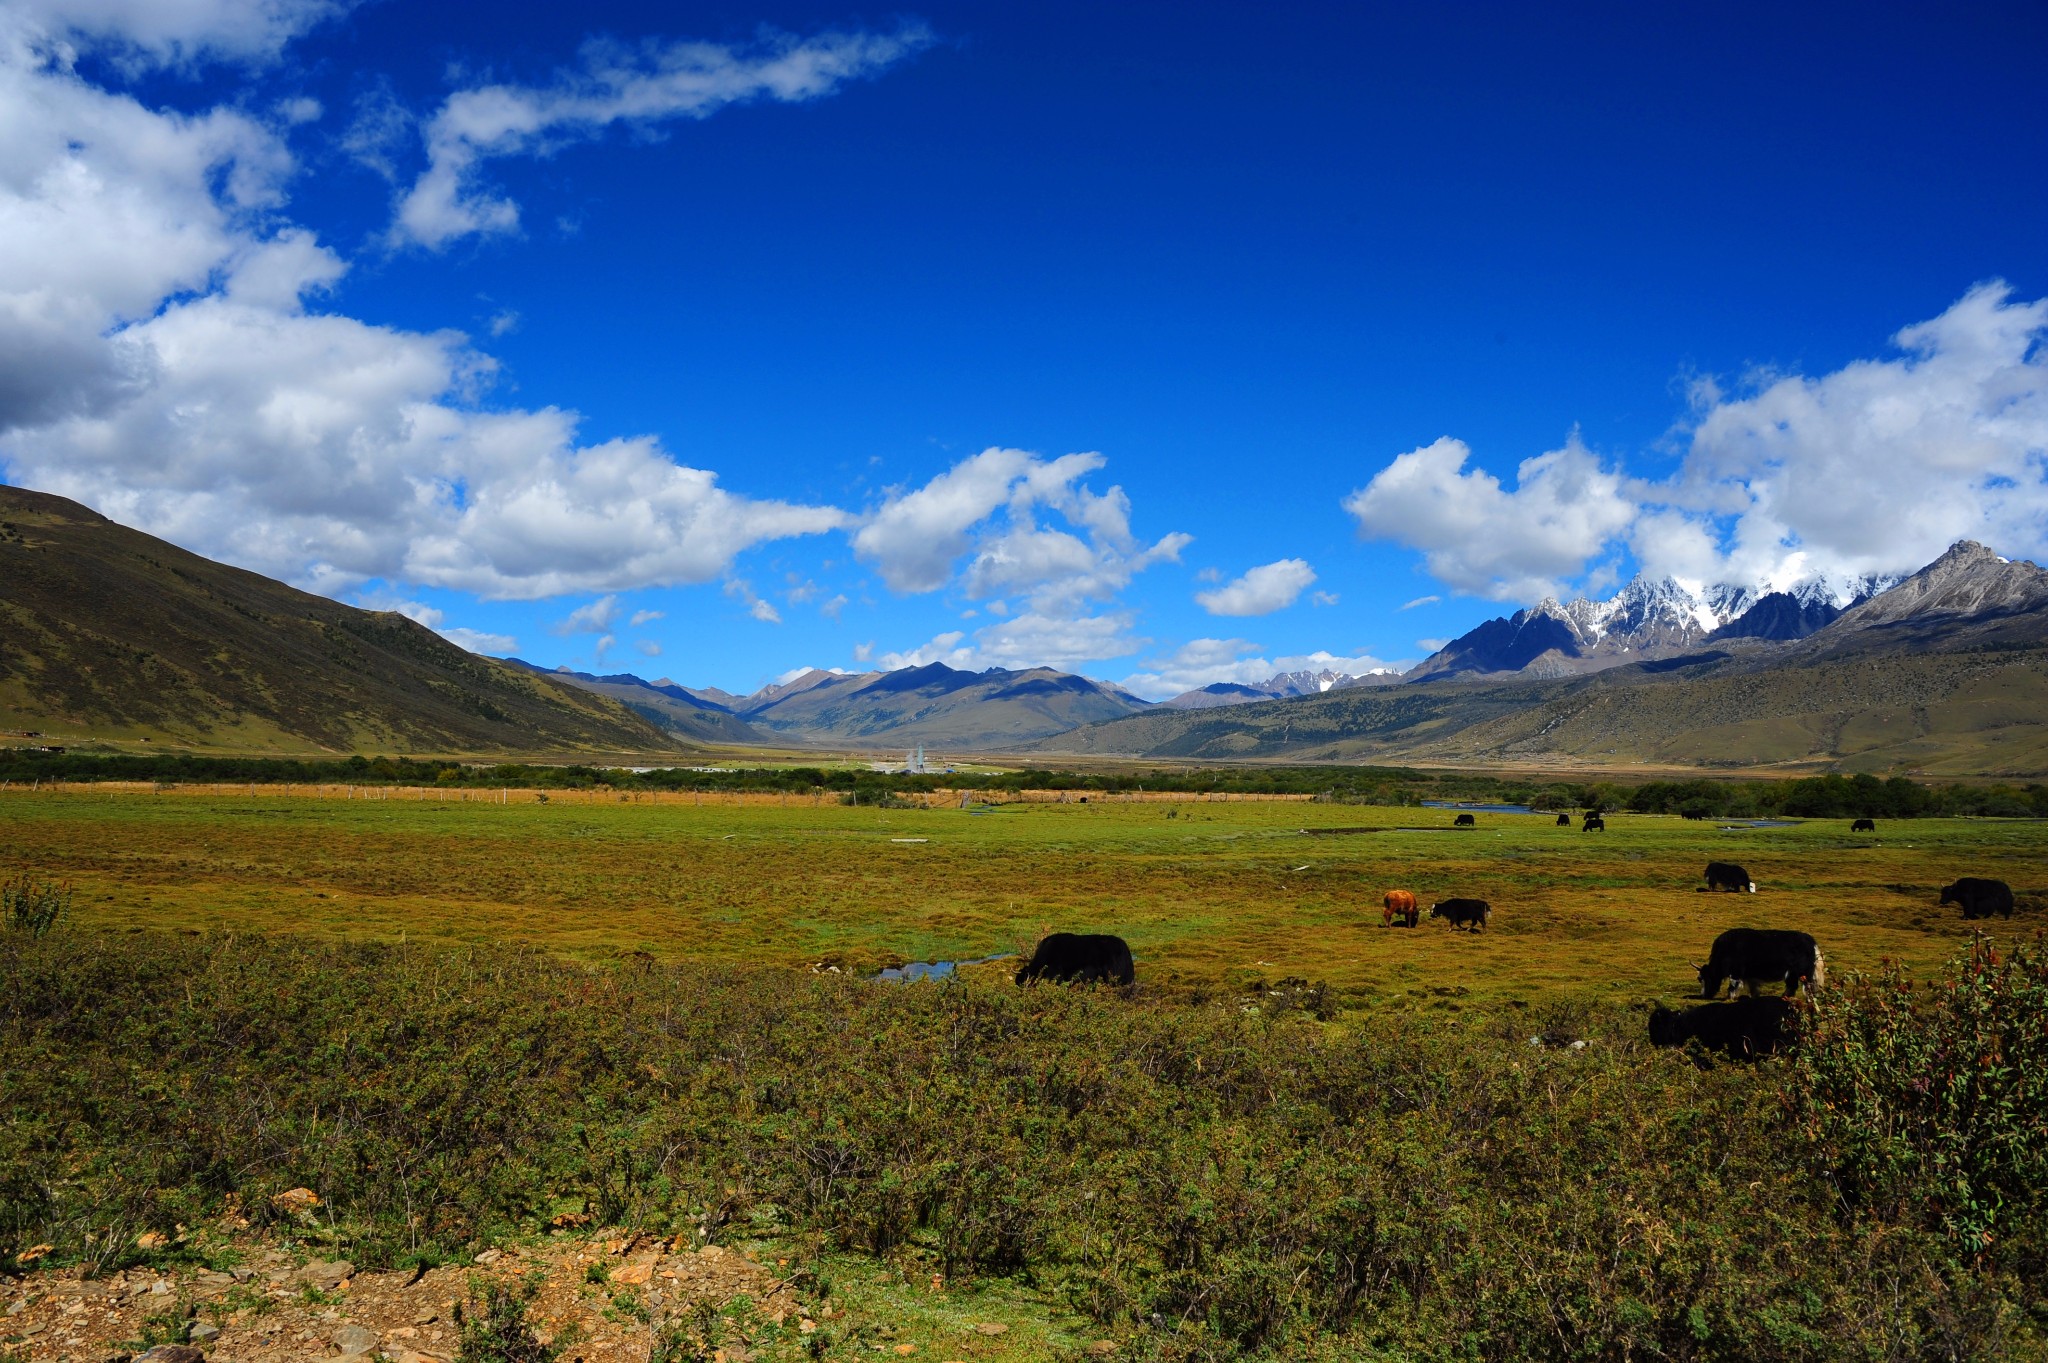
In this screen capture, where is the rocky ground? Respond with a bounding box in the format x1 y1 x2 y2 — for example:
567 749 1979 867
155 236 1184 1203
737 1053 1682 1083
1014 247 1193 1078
1 1233 821 1362
2 1228 1096 1363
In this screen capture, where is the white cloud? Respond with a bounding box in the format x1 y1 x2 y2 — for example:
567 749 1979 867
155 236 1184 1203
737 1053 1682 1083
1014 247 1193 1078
820 593 848 620
556 595 620 634
1345 434 1638 601
487 309 520 337
876 610 1143 675
1416 637 1448 651
723 578 782 624
628 608 663 626
1311 591 1339 607
853 446 1189 615
1195 558 1317 616
635 639 661 657
8 0 351 70
1644 281 2048 586
441 625 518 655
1118 640 1403 700
851 640 873 663
1399 594 1440 611
350 593 515 655
0 33 848 601
392 24 933 249
1350 285 2048 602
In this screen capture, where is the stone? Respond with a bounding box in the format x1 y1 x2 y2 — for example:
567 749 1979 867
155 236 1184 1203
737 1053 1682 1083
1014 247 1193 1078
1086 1343 1118 1356
186 1322 221 1342
611 1262 653 1286
473 1249 503 1266
332 1322 380 1356
134 1348 207 1363
973 1323 1008 1336
272 1187 320 1215
298 1260 354 1290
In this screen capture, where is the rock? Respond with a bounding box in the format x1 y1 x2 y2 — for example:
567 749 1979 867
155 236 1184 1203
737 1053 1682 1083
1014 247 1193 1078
186 1321 221 1342
297 1260 354 1290
1086 1343 1118 1356
332 1322 379 1356
473 1249 503 1266
134 1348 207 1363
973 1323 1008 1336
611 1261 653 1286
272 1187 321 1215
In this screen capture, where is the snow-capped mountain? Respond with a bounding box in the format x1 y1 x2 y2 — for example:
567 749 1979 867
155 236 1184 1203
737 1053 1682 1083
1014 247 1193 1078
1161 666 1400 710
1411 569 1900 680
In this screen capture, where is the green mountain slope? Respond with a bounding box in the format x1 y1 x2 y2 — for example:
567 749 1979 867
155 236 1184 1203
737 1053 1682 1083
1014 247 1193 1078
0 486 682 756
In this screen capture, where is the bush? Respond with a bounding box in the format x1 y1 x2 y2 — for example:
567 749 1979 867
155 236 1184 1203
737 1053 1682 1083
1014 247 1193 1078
2 873 67 938
1797 934 2048 1278
1 928 2040 1359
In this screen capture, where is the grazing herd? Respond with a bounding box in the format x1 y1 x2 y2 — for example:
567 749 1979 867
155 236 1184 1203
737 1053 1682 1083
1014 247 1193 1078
1002 811 2018 1067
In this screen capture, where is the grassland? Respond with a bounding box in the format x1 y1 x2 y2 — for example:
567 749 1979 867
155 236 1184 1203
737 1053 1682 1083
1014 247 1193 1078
2 787 2041 1008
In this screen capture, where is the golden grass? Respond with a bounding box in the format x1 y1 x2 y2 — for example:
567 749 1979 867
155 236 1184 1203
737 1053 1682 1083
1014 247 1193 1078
2 788 2040 1010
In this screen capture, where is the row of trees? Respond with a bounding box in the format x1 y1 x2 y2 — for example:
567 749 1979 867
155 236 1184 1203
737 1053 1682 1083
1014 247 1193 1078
4 748 2045 816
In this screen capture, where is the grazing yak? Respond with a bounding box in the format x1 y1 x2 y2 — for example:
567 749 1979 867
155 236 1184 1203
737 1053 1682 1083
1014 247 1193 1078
1454 812 1477 826
1382 889 1420 928
1016 933 1135 986
1701 861 1755 893
1940 877 2015 920
1582 815 1605 832
1648 996 1797 1058
1697 928 1824 998
1555 813 1572 826
1851 818 1877 833
1430 897 1491 931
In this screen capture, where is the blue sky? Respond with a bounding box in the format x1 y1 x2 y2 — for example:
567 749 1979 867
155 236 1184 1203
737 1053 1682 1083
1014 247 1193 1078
2 0 2044 697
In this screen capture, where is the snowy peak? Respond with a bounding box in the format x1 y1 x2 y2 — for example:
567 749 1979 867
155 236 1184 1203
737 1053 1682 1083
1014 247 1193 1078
1826 541 2048 631
1160 666 1397 710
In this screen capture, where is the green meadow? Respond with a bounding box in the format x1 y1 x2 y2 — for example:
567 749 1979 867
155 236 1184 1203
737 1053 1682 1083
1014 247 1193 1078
2 788 2040 1007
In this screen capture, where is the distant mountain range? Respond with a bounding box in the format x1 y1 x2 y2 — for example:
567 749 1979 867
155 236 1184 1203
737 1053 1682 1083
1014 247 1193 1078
8 480 2045 773
0 487 677 755
1408 571 1899 680
1158 667 1401 710
1029 542 2048 775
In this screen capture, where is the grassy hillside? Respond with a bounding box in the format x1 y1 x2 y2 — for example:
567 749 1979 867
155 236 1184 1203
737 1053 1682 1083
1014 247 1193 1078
0 486 680 756
1037 645 2048 776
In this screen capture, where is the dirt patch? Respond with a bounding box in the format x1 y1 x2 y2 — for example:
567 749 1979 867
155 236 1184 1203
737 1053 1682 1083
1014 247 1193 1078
0 1234 802 1363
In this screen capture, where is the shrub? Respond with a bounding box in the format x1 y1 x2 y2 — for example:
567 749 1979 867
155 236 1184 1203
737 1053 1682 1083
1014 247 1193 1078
1797 934 2048 1277
2 873 66 938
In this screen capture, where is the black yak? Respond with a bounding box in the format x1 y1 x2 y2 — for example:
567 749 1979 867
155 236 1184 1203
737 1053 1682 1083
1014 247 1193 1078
1015 933 1135 985
1697 928 1823 998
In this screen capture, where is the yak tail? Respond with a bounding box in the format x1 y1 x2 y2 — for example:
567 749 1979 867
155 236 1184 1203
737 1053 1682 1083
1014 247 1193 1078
1748 882 1757 893
1812 948 1826 992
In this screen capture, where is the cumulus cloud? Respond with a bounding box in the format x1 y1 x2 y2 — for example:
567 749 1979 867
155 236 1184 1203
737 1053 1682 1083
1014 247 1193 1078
1118 640 1403 700
724 579 782 624
556 595 620 634
853 446 1190 612
392 23 932 249
1195 558 1317 616
8 0 351 70
1350 284 2048 601
875 610 1143 675
0 31 846 600
628 608 663 626
1344 434 1637 601
354 593 515 655
1643 281 2048 586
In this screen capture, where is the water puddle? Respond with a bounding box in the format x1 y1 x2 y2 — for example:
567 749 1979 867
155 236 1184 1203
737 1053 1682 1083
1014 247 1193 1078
1422 800 1542 815
870 953 1014 982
